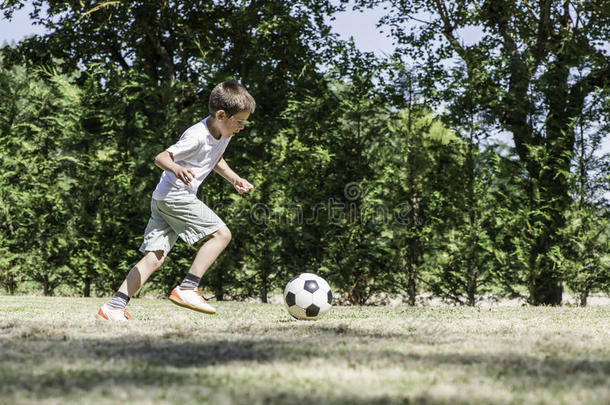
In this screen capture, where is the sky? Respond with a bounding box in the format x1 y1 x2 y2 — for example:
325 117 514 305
0 5 48 44
0 2 608 156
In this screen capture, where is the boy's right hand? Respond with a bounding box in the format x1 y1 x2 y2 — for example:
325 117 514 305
173 165 196 185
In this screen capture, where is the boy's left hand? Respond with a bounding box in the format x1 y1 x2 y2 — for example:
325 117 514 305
234 177 254 194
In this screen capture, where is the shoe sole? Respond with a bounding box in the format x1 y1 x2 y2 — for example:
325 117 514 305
169 295 216 314
96 307 131 321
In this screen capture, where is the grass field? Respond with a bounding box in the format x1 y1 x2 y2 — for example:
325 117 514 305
0 296 609 405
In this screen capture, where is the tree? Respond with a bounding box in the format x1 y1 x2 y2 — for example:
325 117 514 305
263 48 392 304
1 0 347 298
358 0 610 305
0 62 82 295
560 95 610 305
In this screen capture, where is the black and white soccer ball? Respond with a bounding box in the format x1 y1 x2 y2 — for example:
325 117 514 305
283 273 333 320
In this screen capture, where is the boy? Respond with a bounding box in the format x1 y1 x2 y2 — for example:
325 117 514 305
97 81 255 321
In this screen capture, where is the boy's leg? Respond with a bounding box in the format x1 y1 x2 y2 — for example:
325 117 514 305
97 250 165 321
118 250 165 297
188 226 232 278
98 198 176 321
169 226 232 314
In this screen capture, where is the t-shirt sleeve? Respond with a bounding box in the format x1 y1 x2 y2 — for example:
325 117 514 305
166 129 201 162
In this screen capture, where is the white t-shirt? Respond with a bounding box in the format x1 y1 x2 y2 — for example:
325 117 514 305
152 117 230 202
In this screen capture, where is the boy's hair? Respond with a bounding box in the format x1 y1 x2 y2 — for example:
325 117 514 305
209 81 256 117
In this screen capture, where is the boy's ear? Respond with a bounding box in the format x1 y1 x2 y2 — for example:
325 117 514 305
216 110 228 120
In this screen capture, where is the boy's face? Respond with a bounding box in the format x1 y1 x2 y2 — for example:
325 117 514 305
217 110 250 138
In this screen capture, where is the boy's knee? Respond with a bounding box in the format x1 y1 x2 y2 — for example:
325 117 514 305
214 226 232 245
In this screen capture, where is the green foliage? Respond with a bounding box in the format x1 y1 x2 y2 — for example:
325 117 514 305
0 62 80 295
424 144 499 306
267 73 393 304
559 207 610 305
1 1 608 305
357 0 610 305
377 107 462 305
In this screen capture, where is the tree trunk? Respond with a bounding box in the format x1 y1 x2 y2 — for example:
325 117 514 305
467 264 477 307
4 272 17 295
530 277 563 306
260 240 271 303
43 274 51 296
466 130 478 307
528 239 563 305
526 165 570 306
579 289 588 307
214 278 224 301
405 194 420 306
406 249 416 306
260 273 268 304
83 278 91 297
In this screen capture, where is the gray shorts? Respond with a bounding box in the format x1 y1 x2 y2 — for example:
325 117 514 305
139 199 225 256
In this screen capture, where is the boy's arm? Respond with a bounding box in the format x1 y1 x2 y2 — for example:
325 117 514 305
155 151 195 185
214 157 254 194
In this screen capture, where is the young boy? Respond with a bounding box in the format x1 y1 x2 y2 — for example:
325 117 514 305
97 81 255 321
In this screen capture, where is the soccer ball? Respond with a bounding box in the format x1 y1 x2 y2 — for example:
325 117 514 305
283 273 333 320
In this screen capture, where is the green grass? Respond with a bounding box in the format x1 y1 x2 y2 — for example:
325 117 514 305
0 296 609 405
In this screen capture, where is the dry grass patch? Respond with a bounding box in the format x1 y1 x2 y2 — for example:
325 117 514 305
0 296 609 404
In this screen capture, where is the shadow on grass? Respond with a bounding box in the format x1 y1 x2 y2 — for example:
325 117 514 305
1 335 427 404
1 319 609 404
2 332 610 375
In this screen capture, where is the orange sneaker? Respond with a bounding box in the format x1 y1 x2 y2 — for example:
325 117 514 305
169 287 216 314
96 304 132 321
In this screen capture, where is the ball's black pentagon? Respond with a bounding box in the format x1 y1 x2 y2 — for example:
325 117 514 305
327 290 333 305
306 304 320 317
285 291 296 306
303 280 319 293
